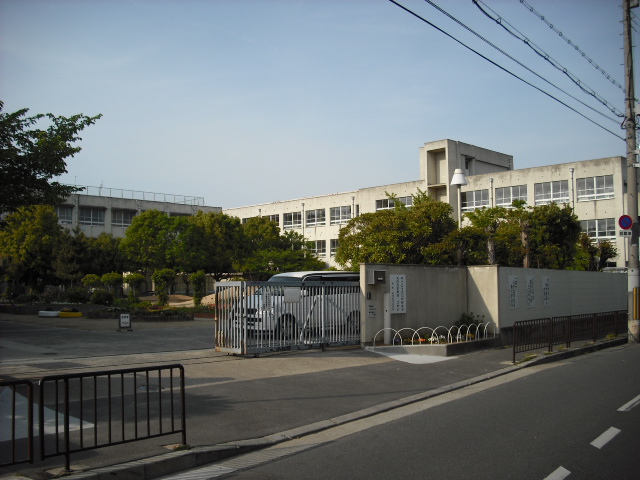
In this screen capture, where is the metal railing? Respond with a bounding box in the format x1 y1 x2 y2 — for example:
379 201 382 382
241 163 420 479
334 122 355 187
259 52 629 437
39 364 186 471
371 322 497 348
216 281 361 355
67 184 205 206
512 311 626 363
0 380 34 467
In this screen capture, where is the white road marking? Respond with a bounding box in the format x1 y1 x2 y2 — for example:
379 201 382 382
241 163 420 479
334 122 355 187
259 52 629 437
544 466 571 480
618 393 640 412
590 426 621 449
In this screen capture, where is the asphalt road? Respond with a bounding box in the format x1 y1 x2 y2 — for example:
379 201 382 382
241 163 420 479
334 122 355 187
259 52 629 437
159 344 640 480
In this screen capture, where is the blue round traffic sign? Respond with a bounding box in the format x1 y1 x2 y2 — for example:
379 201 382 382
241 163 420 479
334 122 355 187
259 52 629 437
619 215 633 230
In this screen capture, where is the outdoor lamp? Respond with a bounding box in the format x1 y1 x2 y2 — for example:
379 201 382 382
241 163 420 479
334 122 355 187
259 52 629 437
450 169 467 227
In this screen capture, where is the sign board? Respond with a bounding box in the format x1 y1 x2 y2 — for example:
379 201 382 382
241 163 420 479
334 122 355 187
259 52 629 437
119 313 132 331
390 274 406 314
620 230 632 237
619 215 633 230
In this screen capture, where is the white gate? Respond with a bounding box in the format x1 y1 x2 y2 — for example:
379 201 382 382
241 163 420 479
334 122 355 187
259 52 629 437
215 281 361 355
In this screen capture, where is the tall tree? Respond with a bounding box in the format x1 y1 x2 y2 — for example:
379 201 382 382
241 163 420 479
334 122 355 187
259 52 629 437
335 191 456 269
190 211 245 281
0 101 101 213
0 205 62 292
120 210 173 273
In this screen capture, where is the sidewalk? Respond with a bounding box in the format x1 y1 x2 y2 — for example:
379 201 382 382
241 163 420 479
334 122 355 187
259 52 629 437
0 312 629 480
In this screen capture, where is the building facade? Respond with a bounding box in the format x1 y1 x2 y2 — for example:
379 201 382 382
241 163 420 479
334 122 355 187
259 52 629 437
224 139 636 268
56 185 222 238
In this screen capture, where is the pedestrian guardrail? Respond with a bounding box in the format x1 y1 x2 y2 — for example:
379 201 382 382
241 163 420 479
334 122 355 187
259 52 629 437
512 311 626 363
35 364 186 471
0 379 34 467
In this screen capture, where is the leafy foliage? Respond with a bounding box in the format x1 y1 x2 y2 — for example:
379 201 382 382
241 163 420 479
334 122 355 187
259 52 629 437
0 205 62 292
0 101 101 213
336 190 456 268
152 268 176 306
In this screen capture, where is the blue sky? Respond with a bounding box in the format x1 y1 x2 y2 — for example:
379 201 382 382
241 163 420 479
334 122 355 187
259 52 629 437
1 0 635 208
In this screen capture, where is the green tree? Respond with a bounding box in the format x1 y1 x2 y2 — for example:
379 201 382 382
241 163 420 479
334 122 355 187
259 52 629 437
120 210 173 273
0 101 101 213
152 268 176 306
336 191 456 269
53 227 90 286
124 272 146 300
190 211 245 281
101 272 123 296
0 205 62 292
88 233 125 275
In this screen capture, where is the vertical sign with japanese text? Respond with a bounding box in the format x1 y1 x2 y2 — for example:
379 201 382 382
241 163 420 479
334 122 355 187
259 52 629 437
526 275 535 308
542 276 551 307
390 274 406 313
508 275 518 309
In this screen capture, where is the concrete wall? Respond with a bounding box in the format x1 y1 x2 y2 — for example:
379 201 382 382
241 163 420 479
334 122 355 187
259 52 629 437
360 264 467 343
495 267 627 328
360 264 627 343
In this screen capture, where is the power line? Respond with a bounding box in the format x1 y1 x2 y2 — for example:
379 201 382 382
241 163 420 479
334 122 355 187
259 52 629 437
421 0 619 126
518 0 626 93
474 0 625 118
386 0 625 141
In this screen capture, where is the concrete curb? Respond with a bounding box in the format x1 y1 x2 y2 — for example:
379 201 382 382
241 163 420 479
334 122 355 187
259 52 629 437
53 339 629 480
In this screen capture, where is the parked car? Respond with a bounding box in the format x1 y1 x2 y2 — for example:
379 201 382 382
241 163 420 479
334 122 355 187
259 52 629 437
235 271 361 339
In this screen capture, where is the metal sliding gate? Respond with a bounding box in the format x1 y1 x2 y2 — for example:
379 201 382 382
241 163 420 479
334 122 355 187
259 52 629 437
216 281 361 355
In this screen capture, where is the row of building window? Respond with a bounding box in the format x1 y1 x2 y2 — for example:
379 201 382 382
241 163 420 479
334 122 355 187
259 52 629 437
310 239 340 256
462 175 614 211
282 206 356 229
55 206 188 227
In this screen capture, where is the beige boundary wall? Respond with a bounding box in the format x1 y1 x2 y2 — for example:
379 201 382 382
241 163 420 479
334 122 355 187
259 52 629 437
360 264 627 343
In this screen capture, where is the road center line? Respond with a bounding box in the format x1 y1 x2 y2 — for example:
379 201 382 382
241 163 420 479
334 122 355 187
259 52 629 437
544 466 571 480
618 393 640 412
590 426 621 449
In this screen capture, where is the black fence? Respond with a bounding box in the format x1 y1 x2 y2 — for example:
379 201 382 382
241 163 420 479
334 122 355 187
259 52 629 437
512 311 627 363
1 364 186 471
0 379 34 467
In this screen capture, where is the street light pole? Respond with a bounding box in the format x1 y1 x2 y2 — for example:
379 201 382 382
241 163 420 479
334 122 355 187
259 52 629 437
450 169 467 228
623 0 640 342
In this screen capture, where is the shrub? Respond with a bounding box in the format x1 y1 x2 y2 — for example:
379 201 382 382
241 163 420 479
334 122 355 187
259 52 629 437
64 287 90 303
101 272 123 295
90 289 114 306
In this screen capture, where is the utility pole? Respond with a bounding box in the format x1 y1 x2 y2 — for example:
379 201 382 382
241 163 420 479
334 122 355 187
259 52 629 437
623 0 640 342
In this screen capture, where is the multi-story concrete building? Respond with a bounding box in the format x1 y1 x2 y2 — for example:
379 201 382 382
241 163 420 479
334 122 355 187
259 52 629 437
56 185 221 238
224 139 636 268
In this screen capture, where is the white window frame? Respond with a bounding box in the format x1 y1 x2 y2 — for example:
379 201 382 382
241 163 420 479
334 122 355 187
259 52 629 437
461 189 489 212
306 208 326 227
283 211 302 229
576 175 614 201
330 206 352 225
112 210 136 227
330 239 339 256
312 240 327 256
375 196 413 211
534 180 569 205
56 205 73 224
495 185 527 207
78 207 105 226
581 218 616 241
